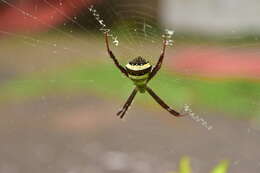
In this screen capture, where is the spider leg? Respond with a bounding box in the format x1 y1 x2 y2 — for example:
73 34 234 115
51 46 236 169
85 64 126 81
117 87 138 119
147 37 167 82
146 86 183 117
104 32 128 77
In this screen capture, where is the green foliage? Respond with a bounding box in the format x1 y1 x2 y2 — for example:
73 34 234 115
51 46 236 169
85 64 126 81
1 63 260 117
169 157 229 173
211 160 229 173
178 156 192 173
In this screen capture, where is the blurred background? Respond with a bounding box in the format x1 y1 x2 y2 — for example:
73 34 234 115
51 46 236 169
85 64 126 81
0 0 260 173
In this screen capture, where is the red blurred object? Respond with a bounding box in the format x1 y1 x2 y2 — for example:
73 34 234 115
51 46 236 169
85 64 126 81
0 0 96 33
171 47 260 79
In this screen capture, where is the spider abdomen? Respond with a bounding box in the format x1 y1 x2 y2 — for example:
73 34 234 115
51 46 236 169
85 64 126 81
125 57 152 93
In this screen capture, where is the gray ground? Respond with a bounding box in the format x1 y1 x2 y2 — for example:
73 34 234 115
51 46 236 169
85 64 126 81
0 94 260 173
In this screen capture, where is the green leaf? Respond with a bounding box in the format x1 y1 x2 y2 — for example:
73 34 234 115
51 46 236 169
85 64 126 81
179 156 192 173
211 160 229 173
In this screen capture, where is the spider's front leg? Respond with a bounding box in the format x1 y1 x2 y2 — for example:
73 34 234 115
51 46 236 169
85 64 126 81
104 32 128 77
117 87 138 119
147 37 167 82
146 86 183 117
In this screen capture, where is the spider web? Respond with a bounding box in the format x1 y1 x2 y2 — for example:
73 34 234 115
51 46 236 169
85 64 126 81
0 0 260 172
1 0 260 131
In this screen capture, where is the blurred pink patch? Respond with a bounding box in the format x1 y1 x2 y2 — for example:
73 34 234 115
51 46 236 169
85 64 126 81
171 47 260 79
0 0 97 33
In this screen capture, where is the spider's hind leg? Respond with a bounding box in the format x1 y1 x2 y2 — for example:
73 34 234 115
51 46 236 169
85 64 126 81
147 37 167 82
104 32 129 77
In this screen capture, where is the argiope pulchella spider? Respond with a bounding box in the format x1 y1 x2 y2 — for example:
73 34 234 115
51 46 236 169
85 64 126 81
105 32 183 119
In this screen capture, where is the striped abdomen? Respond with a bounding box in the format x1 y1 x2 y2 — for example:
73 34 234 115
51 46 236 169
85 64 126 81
125 57 152 93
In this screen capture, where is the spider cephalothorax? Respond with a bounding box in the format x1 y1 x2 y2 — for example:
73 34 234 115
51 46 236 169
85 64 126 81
104 32 183 119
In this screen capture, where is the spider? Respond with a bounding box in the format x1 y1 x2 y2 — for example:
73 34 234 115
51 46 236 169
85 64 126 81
104 32 183 119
